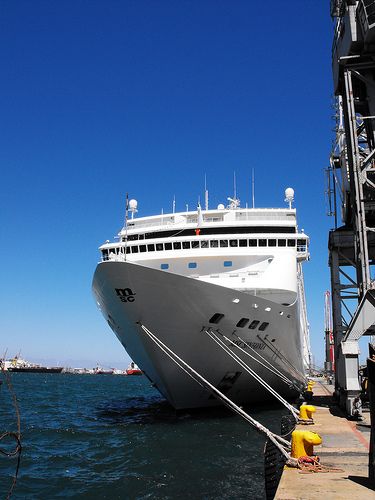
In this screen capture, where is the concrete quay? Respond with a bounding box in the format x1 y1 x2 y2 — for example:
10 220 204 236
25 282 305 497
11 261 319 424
275 380 374 499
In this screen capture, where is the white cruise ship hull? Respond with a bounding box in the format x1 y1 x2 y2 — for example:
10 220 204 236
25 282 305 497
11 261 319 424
93 260 307 409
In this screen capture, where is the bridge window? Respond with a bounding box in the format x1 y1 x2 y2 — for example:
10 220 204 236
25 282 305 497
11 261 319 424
201 240 209 248
188 262 197 269
239 239 247 247
229 240 238 247
160 263 169 270
126 246 131 254
131 246 139 253
173 242 182 250
287 239 296 247
147 244 155 251
259 322 269 331
139 245 146 253
182 241 191 249
210 240 219 248
259 239 267 247
278 239 286 247
209 313 224 324
249 239 257 247
224 261 232 267
220 240 228 247
165 242 172 250
192 241 199 248
236 318 249 328
268 239 276 247
297 239 307 251
156 243 163 251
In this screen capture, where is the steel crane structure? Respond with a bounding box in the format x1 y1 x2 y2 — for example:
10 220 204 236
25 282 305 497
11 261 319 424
324 290 335 376
328 0 375 417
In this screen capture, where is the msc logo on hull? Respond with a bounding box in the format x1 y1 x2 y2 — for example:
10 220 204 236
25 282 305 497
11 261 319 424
115 288 136 303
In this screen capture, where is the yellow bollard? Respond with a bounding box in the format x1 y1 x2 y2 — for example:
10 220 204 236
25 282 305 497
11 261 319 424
299 404 316 421
304 381 314 401
291 430 322 458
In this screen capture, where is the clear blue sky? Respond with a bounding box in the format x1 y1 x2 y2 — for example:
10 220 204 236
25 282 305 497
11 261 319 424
1 1 335 368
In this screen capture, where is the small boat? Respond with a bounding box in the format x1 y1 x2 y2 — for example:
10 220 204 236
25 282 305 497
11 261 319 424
93 365 114 375
126 362 142 375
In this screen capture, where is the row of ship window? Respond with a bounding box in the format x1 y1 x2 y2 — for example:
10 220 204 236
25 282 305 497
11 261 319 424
103 238 307 257
160 261 233 270
209 312 270 331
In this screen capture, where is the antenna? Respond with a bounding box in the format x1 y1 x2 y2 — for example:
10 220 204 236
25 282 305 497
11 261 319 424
252 169 255 208
204 174 209 211
124 193 129 228
172 195 176 214
233 171 237 200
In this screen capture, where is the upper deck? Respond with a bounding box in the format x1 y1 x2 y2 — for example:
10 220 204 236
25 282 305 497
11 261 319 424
120 207 297 237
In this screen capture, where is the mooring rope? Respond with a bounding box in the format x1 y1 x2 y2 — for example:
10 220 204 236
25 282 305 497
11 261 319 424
0 362 22 500
139 323 295 462
256 334 307 383
225 331 298 388
204 329 299 420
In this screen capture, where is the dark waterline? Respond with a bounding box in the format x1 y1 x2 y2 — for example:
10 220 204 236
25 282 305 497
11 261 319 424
0 373 287 499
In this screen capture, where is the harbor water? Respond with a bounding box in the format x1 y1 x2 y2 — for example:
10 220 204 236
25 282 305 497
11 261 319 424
0 373 286 499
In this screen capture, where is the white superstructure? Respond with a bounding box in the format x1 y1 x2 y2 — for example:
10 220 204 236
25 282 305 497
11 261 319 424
93 191 311 409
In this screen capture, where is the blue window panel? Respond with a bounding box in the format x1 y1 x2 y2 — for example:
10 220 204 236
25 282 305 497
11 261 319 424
160 263 169 270
224 261 233 267
188 262 197 269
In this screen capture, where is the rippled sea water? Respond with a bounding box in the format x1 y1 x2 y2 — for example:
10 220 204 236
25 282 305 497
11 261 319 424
0 373 286 499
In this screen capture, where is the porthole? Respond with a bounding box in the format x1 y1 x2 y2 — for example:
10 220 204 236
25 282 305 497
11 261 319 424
249 320 260 330
236 318 249 328
209 313 224 324
259 322 269 331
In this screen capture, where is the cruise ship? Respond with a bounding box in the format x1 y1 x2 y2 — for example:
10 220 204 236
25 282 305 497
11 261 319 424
92 189 311 409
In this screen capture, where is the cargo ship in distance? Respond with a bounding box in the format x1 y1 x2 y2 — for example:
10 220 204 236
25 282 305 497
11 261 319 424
92 188 311 409
4 356 63 373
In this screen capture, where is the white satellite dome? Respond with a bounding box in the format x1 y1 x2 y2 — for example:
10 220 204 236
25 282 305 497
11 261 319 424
285 188 294 201
217 203 225 210
129 199 138 210
284 188 294 208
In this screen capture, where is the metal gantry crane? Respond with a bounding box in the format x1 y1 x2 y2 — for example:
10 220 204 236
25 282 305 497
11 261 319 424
327 0 375 417
324 291 335 379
